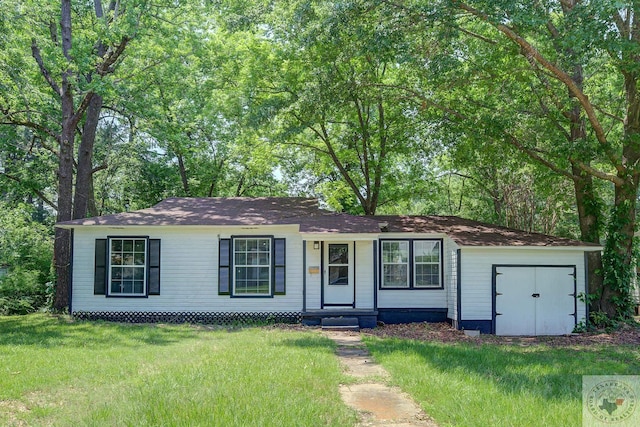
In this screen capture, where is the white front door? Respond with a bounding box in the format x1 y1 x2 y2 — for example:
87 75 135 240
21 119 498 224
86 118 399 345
323 242 354 308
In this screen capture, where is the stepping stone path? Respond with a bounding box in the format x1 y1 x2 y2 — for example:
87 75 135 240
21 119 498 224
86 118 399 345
323 331 438 427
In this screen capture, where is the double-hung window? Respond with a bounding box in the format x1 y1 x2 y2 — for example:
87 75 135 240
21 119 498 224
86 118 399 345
414 241 441 288
380 239 442 289
233 238 271 295
218 236 286 297
382 241 409 288
109 238 147 296
94 236 160 297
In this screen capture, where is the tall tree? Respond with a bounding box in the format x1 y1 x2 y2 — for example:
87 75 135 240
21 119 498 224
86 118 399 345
443 0 636 318
225 0 438 214
1 0 140 309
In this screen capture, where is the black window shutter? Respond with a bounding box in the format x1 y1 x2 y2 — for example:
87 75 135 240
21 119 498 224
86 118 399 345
148 239 161 295
219 238 231 295
94 239 107 295
274 238 286 295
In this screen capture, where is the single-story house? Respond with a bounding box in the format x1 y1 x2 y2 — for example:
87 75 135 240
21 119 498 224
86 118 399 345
56 197 601 335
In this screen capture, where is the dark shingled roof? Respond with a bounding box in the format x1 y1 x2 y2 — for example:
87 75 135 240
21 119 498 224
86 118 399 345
374 215 600 247
57 197 381 233
57 198 600 247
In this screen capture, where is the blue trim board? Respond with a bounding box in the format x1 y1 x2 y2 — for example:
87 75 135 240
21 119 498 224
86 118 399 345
456 249 461 329
353 241 357 307
373 242 378 310
491 264 497 334
68 229 74 313
584 251 590 327
320 243 324 308
377 308 447 324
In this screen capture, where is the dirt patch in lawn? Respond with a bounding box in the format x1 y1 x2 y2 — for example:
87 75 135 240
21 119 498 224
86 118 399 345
360 322 640 346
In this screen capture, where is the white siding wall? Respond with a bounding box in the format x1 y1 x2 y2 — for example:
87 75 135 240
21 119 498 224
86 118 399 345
355 240 374 309
376 234 451 309
72 226 304 313
460 248 587 322
304 240 322 310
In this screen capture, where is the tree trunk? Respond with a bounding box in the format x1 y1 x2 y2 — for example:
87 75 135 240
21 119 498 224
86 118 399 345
54 117 75 311
53 0 76 311
571 164 604 314
73 93 102 219
177 152 190 195
87 173 99 217
600 75 640 318
601 177 639 318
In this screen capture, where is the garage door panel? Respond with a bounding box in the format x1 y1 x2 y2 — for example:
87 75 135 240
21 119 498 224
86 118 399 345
535 267 575 335
495 267 536 335
494 266 576 336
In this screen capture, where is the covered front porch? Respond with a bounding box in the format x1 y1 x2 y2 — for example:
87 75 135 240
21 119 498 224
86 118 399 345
302 238 377 315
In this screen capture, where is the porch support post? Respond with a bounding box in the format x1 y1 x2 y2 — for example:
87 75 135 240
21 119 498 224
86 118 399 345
302 240 306 312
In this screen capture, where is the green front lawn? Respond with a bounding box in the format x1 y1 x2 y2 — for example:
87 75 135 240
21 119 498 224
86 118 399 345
3 315 638 427
363 334 640 427
0 315 357 427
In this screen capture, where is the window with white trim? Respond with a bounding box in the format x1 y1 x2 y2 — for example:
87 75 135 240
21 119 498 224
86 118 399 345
233 238 271 295
414 240 441 288
380 239 442 289
108 238 147 296
382 241 409 288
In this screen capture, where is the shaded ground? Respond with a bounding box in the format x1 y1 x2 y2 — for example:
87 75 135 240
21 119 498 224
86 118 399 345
360 321 640 346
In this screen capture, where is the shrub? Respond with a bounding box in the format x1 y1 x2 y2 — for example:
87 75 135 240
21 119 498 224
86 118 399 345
0 268 52 315
0 203 53 314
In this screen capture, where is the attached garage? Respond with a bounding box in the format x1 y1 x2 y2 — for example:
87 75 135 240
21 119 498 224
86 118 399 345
494 265 576 335
374 215 601 336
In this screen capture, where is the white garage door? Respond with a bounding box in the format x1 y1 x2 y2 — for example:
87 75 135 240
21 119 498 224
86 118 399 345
495 266 575 336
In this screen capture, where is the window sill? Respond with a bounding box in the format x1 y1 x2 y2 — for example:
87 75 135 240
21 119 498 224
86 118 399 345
230 294 275 298
105 294 150 298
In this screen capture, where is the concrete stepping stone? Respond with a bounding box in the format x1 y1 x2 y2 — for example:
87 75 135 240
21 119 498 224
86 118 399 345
323 331 438 427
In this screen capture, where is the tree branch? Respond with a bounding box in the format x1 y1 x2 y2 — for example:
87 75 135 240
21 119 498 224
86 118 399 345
570 159 624 185
91 164 108 174
97 37 131 75
455 1 621 170
502 131 574 180
31 40 61 95
0 172 58 210
0 115 60 143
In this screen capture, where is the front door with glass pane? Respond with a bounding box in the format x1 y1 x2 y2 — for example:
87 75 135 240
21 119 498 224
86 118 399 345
323 242 354 308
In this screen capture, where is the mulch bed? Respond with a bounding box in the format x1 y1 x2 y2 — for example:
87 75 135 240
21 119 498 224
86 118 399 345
360 322 640 346
269 320 640 346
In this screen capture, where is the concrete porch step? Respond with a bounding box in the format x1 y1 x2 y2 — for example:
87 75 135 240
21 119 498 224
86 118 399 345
321 317 360 331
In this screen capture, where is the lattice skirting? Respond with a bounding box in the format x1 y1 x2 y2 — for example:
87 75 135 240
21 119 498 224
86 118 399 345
73 311 302 325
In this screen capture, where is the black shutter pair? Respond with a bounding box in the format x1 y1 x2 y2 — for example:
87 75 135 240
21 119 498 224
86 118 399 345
218 238 286 295
94 238 161 295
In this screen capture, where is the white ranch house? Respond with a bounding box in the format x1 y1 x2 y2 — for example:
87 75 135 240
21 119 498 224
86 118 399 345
57 197 601 335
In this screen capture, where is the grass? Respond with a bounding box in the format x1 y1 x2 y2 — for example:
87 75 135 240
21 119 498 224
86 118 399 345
4 315 639 427
363 334 640 427
0 314 357 427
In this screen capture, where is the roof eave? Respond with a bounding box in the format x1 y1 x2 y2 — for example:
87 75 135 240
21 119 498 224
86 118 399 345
459 244 603 251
